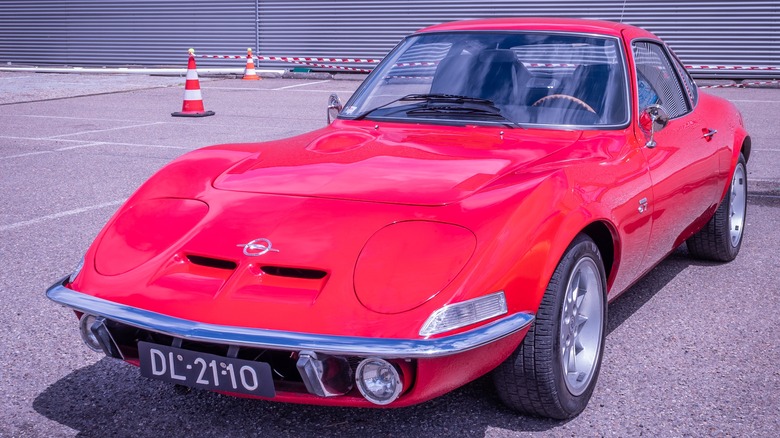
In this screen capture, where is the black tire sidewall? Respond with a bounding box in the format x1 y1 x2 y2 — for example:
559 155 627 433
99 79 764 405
548 236 608 416
724 155 747 258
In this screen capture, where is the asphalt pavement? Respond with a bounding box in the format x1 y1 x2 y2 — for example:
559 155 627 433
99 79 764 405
0 71 778 437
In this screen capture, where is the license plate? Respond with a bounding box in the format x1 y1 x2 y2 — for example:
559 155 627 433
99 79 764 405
138 341 275 397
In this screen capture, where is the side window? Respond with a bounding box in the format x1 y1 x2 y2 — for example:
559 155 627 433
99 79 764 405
670 52 698 107
632 41 690 118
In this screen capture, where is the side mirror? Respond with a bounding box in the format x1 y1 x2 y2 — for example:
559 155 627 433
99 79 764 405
327 94 343 124
639 104 670 149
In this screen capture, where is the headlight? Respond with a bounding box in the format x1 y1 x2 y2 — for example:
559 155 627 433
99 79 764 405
354 221 476 314
419 291 507 336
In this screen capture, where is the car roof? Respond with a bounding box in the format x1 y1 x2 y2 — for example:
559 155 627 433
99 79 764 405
417 18 658 40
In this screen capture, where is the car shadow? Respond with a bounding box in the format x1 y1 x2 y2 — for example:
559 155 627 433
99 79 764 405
33 246 721 437
33 360 561 437
606 244 729 336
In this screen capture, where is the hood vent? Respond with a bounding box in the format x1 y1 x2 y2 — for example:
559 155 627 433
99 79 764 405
261 266 327 280
187 255 237 271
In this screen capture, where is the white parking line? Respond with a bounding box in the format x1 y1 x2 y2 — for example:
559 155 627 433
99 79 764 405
0 200 124 232
272 80 331 90
0 150 52 160
0 135 188 150
2 114 148 123
45 122 164 139
55 142 106 151
0 135 88 144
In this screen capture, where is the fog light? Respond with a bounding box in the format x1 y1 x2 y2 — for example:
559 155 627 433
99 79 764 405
78 314 102 352
355 358 402 405
419 291 507 336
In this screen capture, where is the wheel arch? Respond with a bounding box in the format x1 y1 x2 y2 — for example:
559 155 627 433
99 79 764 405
740 134 751 163
719 129 750 202
581 221 618 290
532 210 620 312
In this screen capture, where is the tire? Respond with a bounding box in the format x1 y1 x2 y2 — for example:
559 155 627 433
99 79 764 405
686 153 747 262
493 234 607 419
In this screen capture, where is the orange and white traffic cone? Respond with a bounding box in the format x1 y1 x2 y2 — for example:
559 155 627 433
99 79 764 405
172 48 215 117
243 48 261 80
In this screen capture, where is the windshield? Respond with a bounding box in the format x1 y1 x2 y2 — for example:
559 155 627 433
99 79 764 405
342 32 629 128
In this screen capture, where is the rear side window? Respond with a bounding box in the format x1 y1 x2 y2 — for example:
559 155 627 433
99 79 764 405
632 41 690 118
670 53 698 107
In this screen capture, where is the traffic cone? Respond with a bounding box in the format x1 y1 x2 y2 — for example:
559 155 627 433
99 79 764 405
172 48 215 117
243 48 261 80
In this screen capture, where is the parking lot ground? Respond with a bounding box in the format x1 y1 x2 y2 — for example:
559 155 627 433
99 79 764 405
1 72 779 437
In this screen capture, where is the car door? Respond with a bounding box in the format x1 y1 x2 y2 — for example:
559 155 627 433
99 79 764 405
633 41 723 266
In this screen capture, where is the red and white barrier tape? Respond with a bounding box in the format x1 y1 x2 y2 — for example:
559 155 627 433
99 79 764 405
195 54 381 64
287 60 372 73
394 61 439 67
197 54 246 60
686 65 780 72
256 55 381 64
525 63 577 68
700 80 780 89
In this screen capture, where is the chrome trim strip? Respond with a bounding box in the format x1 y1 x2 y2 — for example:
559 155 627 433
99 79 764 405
46 277 534 359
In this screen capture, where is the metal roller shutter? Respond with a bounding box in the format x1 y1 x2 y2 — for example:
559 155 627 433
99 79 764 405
258 0 779 78
0 0 256 67
0 1 777 78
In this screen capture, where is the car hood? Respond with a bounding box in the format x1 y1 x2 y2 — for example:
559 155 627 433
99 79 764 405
213 121 582 205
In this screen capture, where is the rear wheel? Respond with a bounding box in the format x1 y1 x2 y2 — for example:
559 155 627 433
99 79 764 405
687 153 747 262
493 234 607 419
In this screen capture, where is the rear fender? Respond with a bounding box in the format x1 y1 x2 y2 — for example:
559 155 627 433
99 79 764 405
719 128 750 202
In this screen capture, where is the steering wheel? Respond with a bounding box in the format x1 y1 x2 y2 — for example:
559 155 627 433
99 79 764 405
531 94 596 114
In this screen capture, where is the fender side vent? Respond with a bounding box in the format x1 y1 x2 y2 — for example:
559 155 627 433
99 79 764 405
187 255 237 270
261 266 327 280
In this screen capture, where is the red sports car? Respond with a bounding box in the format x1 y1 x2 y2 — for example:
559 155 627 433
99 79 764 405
48 18 749 419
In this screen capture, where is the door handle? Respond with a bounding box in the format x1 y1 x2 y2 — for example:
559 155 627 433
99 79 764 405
702 128 718 141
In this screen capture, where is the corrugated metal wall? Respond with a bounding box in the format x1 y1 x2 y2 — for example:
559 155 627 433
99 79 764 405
257 0 780 78
0 1 777 77
0 0 256 67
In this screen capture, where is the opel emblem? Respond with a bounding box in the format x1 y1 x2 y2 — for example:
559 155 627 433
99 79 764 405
237 238 280 256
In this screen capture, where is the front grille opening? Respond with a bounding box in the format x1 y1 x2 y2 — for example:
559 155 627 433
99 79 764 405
103 318 416 398
187 255 237 270
261 266 327 280
109 323 305 386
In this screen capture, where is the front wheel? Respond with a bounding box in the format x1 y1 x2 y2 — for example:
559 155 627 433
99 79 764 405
493 234 607 419
687 153 747 262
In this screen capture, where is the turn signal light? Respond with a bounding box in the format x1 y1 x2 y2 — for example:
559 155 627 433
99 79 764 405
419 291 507 336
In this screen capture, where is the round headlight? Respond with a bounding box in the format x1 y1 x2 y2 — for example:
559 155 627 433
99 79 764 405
355 358 403 405
78 314 103 352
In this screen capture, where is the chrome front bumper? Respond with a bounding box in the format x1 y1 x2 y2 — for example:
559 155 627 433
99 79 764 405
46 277 534 359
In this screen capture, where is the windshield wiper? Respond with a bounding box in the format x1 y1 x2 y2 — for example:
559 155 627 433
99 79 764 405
353 93 501 121
406 105 522 129
402 93 497 105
